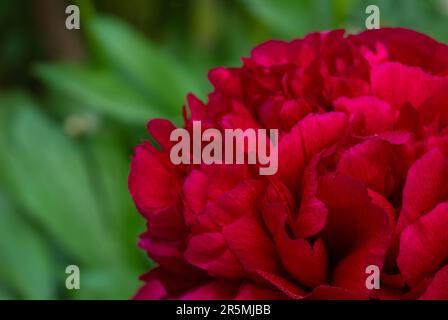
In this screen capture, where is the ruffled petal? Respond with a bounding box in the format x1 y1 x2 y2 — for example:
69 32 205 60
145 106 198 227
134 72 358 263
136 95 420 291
318 173 392 294
398 202 448 285
420 265 448 300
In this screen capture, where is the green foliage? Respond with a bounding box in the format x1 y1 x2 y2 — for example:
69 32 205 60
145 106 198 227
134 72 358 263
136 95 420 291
0 91 145 299
34 63 159 124
0 0 446 299
88 16 208 113
0 193 55 299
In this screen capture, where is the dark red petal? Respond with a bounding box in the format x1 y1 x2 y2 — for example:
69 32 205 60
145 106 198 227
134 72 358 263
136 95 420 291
147 119 177 151
186 94 207 122
293 155 328 238
251 40 296 67
183 170 209 217
420 265 448 300
133 267 206 300
334 96 394 136
337 139 397 197
263 181 328 288
180 280 239 300
145 205 189 241
183 165 254 227
397 149 448 232
425 132 448 156
220 100 260 130
305 286 367 300
354 27 448 75
139 237 197 276
133 276 167 300
129 142 181 214
208 67 243 98
371 62 448 109
318 173 392 294
223 215 282 277
398 202 448 285
368 189 396 228
235 283 287 300
208 180 264 226
256 270 306 299
184 232 245 279
277 112 348 190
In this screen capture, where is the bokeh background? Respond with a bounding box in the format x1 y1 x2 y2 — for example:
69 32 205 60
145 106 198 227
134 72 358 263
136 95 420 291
0 0 447 299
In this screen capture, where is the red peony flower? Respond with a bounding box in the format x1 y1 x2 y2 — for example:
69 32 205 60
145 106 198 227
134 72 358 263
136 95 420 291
129 28 448 300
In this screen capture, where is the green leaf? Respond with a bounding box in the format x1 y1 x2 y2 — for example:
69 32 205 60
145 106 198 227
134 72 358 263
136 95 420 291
88 16 207 114
0 92 119 267
83 129 146 270
69 267 139 299
0 193 56 299
242 0 334 38
34 63 165 124
0 288 14 300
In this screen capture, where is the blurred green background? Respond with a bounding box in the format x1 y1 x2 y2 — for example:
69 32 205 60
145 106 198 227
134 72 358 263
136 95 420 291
0 0 447 299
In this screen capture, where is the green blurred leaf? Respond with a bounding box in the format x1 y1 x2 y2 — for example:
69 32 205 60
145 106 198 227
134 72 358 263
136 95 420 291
72 267 138 299
34 63 163 124
332 0 357 26
242 0 333 38
0 287 14 300
88 16 207 113
0 92 119 267
0 193 55 299
84 129 146 271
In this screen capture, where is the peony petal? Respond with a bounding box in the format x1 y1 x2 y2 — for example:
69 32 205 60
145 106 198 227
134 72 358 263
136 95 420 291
139 236 199 276
235 283 287 300
145 205 189 241
129 142 182 214
134 276 167 300
395 103 420 133
207 180 264 226
337 139 398 197
318 173 392 294
334 96 394 136
256 270 306 299
277 112 348 190
398 202 448 285
185 232 245 279
183 170 209 217
419 90 448 127
368 189 396 228
134 267 207 300
183 165 254 227
208 67 243 98
372 131 411 145
180 280 239 300
420 265 448 300
354 27 448 75
425 132 448 156
147 119 177 151
293 155 328 238
186 94 207 122
220 100 260 130
263 181 328 288
251 40 301 67
371 62 448 110
305 286 367 300
397 149 448 232
222 215 282 277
